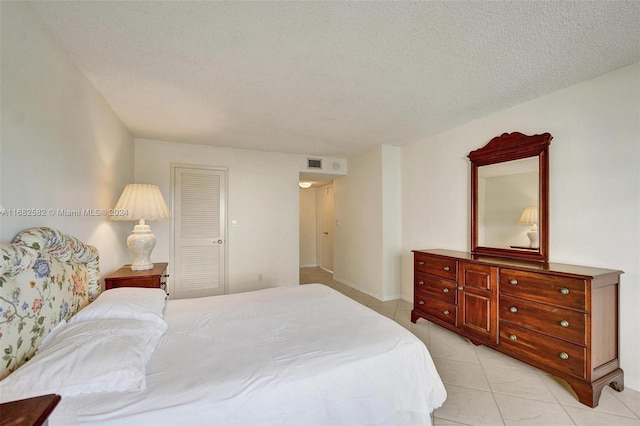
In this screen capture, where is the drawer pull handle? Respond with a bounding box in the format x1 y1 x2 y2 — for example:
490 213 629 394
443 310 450 315
560 320 570 328
443 288 449 293
509 306 518 313
418 280 425 285
419 261 425 265
457 286 463 290
509 334 517 341
560 287 570 295
559 352 569 360
509 279 518 285
418 301 425 305
443 266 450 271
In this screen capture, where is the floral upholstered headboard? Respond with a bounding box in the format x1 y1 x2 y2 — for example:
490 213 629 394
0 227 100 379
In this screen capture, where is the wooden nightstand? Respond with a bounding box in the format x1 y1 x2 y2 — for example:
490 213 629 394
104 262 169 293
0 394 61 426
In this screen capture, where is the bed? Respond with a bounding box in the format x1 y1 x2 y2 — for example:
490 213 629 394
0 227 446 425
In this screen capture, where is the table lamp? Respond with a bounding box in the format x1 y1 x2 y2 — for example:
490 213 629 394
110 184 171 270
519 206 539 249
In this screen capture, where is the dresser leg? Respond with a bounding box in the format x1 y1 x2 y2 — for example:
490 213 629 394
609 371 624 392
411 310 420 323
567 369 624 408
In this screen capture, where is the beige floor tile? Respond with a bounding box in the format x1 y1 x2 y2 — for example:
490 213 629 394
347 293 371 306
536 374 580 405
434 384 504 425
346 288 366 297
391 310 413 327
368 304 396 319
396 299 413 312
563 405 640 425
393 315 430 343
434 358 491 391
493 394 573 425
610 386 640 417
332 282 355 295
368 298 399 309
428 322 472 345
540 374 639 418
433 417 473 425
428 334 481 364
483 365 556 403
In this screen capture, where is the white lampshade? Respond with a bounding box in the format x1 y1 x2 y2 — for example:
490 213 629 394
519 207 538 225
111 184 171 222
299 181 312 189
111 184 171 270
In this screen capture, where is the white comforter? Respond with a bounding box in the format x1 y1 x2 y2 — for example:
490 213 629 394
50 284 446 425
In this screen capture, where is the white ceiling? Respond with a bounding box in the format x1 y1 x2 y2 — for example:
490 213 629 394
30 1 640 158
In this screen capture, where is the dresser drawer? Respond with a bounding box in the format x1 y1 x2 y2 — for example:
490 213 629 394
500 269 586 311
500 295 586 345
500 323 586 379
415 273 457 304
415 253 457 281
414 293 456 326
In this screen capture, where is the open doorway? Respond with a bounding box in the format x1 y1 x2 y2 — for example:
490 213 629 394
299 173 336 278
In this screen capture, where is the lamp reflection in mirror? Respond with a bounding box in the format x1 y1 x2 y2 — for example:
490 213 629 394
519 207 539 249
110 184 171 270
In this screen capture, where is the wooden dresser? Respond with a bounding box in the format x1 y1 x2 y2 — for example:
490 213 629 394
411 249 623 408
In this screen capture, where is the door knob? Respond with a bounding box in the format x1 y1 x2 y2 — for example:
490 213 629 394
323 232 329 235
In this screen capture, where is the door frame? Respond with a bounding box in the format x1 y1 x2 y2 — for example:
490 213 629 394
316 183 334 273
170 163 229 297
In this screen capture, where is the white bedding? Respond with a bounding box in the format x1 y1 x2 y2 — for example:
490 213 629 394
49 284 446 425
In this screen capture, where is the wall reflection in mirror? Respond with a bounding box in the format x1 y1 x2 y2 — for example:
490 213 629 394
477 157 539 251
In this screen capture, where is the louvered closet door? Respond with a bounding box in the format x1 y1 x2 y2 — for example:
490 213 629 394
174 167 226 299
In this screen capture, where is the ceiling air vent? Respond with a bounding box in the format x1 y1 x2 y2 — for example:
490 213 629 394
307 158 322 169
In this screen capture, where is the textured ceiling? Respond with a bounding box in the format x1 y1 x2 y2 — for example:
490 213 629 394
30 1 640 158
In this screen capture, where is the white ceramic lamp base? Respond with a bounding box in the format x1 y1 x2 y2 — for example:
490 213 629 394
127 219 156 271
527 224 539 249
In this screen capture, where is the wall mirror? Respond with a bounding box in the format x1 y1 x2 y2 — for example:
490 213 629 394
469 132 552 262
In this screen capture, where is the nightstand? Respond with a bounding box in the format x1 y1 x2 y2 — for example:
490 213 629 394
104 262 169 293
0 394 61 426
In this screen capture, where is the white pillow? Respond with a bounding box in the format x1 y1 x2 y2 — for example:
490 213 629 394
71 287 167 326
0 318 166 400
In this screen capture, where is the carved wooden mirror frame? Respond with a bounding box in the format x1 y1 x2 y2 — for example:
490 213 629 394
469 132 552 262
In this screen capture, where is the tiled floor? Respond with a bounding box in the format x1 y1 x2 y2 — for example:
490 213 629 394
300 267 640 426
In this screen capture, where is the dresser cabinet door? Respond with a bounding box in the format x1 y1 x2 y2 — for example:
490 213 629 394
459 262 498 343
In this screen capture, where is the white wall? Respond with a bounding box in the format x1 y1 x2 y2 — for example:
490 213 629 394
135 139 313 294
299 187 317 267
401 62 640 390
334 145 402 300
334 147 383 297
0 2 133 276
381 145 402 299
